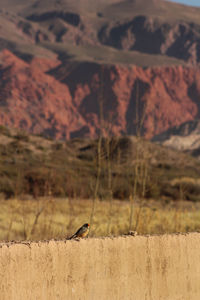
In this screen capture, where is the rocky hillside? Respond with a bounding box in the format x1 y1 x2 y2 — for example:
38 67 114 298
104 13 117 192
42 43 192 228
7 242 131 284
99 15 200 65
1 0 200 64
0 49 200 139
0 0 200 139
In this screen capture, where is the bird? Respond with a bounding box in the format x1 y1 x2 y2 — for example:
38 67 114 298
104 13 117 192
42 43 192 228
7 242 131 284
68 223 90 240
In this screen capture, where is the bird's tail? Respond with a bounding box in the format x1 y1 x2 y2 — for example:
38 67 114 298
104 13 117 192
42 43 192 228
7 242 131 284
68 234 77 240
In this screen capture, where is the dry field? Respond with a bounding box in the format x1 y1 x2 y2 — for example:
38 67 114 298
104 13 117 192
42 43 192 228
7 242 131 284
1 197 200 241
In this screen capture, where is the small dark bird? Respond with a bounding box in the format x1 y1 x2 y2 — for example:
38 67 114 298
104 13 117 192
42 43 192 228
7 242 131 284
68 223 90 240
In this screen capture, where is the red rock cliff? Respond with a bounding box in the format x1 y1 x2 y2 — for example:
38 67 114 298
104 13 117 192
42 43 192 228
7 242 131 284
0 49 200 139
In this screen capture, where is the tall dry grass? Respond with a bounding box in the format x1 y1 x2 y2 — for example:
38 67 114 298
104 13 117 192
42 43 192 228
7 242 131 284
1 197 200 242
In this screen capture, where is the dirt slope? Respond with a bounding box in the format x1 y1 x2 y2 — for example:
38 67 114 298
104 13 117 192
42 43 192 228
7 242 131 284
1 233 200 300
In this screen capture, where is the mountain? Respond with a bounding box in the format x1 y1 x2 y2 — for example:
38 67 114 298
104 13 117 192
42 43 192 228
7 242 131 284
1 0 200 65
1 0 200 139
1 49 200 139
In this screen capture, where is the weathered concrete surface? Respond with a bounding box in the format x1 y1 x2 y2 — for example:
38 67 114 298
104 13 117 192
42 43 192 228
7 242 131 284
0 233 200 300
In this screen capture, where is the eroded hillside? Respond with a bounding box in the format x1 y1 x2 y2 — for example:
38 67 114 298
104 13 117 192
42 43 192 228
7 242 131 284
1 0 200 64
0 49 200 139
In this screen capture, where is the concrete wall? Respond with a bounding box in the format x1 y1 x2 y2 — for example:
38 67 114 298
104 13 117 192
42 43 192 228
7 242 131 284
0 233 200 300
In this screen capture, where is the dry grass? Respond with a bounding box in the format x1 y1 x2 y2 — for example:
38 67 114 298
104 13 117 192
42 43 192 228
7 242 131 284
1 197 200 242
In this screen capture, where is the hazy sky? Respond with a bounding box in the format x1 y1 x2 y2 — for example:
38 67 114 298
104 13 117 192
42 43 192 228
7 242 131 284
171 0 200 6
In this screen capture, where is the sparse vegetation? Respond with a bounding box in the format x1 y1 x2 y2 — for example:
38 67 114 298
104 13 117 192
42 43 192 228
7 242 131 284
0 197 200 241
0 128 200 201
0 128 200 241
